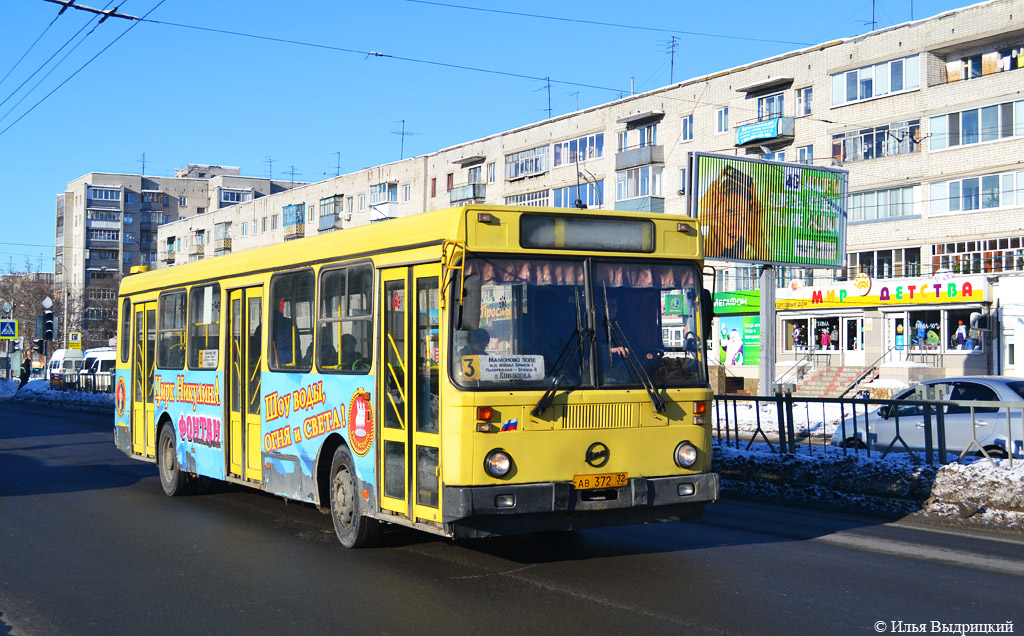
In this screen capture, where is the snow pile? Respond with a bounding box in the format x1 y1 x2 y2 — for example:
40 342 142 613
8 378 115 414
0 378 19 399
716 442 1024 530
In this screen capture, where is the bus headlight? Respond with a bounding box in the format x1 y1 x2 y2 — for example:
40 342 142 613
484 449 512 478
674 442 698 468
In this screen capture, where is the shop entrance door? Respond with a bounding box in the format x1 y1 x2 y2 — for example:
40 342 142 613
843 317 864 367
884 314 908 362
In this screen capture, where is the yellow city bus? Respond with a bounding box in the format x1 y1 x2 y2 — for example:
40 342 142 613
113 205 718 547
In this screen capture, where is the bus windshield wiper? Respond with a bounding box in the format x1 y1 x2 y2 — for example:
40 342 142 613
602 287 666 413
532 290 592 417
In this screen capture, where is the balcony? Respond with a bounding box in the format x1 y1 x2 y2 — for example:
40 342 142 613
735 116 795 147
319 213 340 232
614 197 665 214
283 224 304 241
614 145 664 171
214 238 231 252
450 183 486 204
162 250 176 264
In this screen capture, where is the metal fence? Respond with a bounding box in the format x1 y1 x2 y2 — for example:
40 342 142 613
50 371 114 394
712 392 1023 468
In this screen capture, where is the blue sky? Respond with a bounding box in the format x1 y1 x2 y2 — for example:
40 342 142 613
0 0 976 272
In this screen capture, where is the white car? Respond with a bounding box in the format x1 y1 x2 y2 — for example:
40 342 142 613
831 376 1024 459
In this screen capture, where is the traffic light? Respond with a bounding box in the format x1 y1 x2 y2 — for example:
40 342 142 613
43 310 54 340
33 338 44 355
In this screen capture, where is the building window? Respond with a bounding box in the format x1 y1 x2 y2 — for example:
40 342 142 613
320 194 343 219
505 145 549 180
125 193 135 204
552 181 604 209
843 247 921 280
716 108 729 134
638 123 658 147
430 178 437 197
87 188 120 201
832 120 921 162
467 166 481 184
197 207 205 215
796 87 813 116
486 162 496 183
930 169 1022 215
402 184 411 202
680 114 694 141
797 145 813 164
932 236 1024 275
761 151 784 162
446 173 454 192
369 183 397 205
944 46 1024 83
358 194 366 211
615 166 663 201
679 168 688 195
220 190 251 204
757 93 784 121
504 190 549 206
830 54 920 106
87 229 120 241
178 196 187 206
929 99 1023 150
848 186 915 222
271 215 278 231
553 132 604 167
617 131 628 152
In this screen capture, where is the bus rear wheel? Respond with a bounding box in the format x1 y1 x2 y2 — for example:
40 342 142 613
158 425 192 496
330 445 380 548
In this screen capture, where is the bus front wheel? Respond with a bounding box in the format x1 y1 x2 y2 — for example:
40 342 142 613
329 445 380 548
158 425 192 496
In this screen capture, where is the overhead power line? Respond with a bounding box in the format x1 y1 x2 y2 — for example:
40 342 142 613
0 9 63 90
0 0 166 138
42 0 139 22
402 0 815 47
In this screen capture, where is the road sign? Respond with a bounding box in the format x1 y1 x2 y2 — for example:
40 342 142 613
69 332 82 350
0 319 17 339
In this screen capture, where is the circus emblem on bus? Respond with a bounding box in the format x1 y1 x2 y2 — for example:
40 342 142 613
348 388 374 456
115 376 127 417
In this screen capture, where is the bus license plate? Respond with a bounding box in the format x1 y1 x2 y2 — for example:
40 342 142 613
573 472 628 490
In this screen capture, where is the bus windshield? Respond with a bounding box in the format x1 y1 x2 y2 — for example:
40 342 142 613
450 255 706 391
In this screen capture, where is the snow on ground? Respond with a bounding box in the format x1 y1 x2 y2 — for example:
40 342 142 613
4 378 114 414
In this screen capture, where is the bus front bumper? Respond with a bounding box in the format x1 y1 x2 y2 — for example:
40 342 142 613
442 473 719 538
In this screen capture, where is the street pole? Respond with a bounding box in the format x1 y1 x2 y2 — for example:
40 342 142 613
759 265 777 396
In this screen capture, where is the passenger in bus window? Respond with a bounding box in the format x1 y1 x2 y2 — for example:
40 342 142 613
341 333 363 367
459 329 489 357
272 299 294 366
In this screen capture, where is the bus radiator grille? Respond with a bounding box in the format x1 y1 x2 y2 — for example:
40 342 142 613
562 404 636 429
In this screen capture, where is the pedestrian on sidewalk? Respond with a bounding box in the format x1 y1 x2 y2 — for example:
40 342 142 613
19 357 31 390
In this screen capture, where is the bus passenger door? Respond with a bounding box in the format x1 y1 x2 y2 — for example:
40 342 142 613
379 264 442 524
131 302 156 457
227 287 263 482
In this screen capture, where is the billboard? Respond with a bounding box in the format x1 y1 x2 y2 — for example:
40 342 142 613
690 152 848 268
718 315 760 366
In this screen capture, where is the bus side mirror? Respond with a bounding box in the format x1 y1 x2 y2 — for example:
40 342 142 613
700 288 713 343
457 274 482 331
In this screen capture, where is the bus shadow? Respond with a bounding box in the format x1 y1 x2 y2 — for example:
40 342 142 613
453 502 900 564
0 449 153 497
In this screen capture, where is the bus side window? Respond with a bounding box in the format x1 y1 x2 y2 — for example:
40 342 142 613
269 270 315 372
157 289 187 370
318 264 373 373
187 284 221 369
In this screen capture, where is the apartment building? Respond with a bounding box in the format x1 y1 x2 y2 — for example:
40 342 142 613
55 164 299 348
156 0 1024 383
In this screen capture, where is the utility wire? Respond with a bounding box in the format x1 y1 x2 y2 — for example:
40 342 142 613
0 9 63 90
0 2 113 113
402 0 815 47
0 0 167 138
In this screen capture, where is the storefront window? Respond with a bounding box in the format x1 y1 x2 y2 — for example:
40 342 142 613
784 319 809 351
907 310 941 351
813 317 840 351
946 308 983 351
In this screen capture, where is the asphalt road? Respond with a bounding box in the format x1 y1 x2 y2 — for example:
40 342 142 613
1 400 1022 636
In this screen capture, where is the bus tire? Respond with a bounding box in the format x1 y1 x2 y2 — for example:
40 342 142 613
158 425 191 496
329 445 380 548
